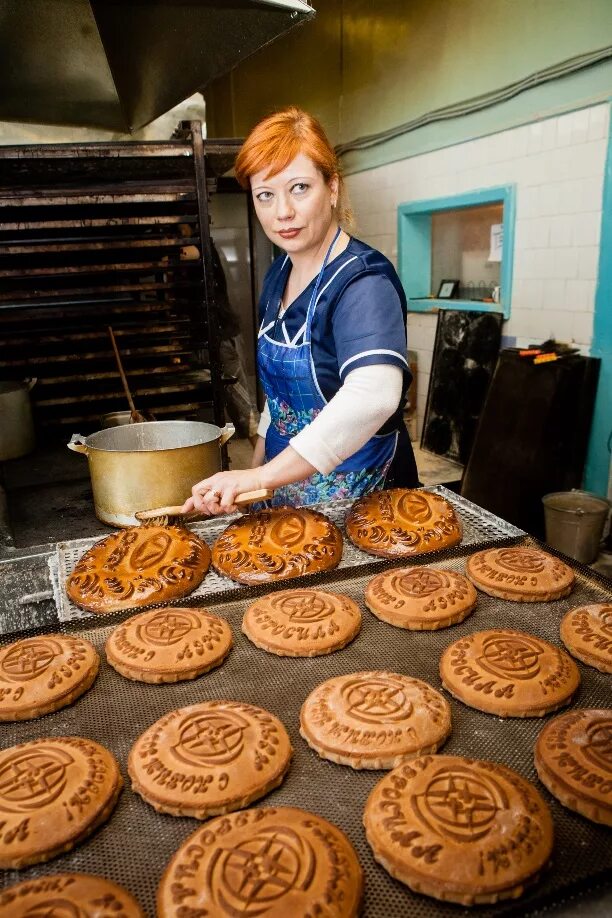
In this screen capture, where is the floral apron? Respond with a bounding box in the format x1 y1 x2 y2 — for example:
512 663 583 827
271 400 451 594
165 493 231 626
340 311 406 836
257 229 398 507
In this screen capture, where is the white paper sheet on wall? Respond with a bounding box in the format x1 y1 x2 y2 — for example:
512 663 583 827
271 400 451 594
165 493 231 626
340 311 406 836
488 223 503 262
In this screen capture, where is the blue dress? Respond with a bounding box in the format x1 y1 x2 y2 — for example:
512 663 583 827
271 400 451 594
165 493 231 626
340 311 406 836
257 236 419 506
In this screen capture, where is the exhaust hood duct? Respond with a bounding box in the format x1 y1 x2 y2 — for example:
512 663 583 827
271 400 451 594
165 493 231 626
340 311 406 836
0 0 314 132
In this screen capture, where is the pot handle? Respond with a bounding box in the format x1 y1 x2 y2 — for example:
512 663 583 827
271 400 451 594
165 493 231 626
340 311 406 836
219 423 235 447
67 433 88 456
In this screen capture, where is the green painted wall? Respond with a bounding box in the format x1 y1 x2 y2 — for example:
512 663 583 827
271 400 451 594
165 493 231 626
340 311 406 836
205 0 612 167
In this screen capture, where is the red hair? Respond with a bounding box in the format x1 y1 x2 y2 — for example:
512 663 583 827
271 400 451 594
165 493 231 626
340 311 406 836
235 107 353 228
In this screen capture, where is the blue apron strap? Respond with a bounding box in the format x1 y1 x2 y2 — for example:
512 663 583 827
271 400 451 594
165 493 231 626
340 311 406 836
305 226 342 328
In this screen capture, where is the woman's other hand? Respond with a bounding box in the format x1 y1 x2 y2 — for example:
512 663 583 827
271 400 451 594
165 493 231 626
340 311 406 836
181 469 264 516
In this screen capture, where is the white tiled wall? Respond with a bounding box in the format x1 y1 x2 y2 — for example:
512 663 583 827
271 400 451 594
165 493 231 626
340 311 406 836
345 103 609 436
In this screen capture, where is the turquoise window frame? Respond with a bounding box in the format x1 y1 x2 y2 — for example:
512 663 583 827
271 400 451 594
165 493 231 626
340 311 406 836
397 185 516 319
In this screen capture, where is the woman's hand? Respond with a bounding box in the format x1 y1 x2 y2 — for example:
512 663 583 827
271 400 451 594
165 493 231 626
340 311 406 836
182 468 265 516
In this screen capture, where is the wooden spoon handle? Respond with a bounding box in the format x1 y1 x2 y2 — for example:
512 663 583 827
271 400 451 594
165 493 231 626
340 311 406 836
135 489 273 521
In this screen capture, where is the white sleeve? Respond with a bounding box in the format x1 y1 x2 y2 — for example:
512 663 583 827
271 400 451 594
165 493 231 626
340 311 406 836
289 364 403 475
257 399 271 438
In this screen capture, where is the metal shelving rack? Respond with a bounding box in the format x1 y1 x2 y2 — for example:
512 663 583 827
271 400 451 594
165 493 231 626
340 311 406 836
0 123 243 432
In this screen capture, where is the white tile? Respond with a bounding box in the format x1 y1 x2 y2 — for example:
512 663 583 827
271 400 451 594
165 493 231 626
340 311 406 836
577 247 600 280
571 311 594 346
545 147 573 182
513 219 530 251
548 214 573 247
459 138 485 169
554 179 583 214
509 278 528 306
527 121 544 154
513 248 536 279
531 248 556 279
588 104 609 141
517 186 540 219
564 278 594 312
540 117 558 152
526 310 555 341
508 124 530 159
529 216 551 247
572 211 602 246
556 112 574 147
519 151 544 187
552 246 579 279
550 310 575 342
521 278 545 309
568 141 607 180
570 108 590 145
541 278 566 311
538 184 562 216
580 176 605 212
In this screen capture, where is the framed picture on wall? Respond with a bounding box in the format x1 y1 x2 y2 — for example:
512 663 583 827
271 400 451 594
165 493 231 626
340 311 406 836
437 279 459 299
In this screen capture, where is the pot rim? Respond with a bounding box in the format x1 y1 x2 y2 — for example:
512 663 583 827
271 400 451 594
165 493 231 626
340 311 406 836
81 420 229 453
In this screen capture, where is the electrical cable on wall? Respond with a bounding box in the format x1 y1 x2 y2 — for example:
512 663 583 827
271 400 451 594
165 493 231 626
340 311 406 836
335 44 612 156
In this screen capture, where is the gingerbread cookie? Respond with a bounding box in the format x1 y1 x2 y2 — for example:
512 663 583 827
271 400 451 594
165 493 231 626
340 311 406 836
534 709 612 826
0 634 99 721
157 806 363 918
440 629 580 717
106 606 232 683
466 546 575 601
0 737 122 869
0 874 144 917
212 506 342 585
128 700 292 818
300 671 451 769
365 566 477 630
345 488 462 559
364 754 553 905
560 604 612 673
66 525 211 614
242 589 361 657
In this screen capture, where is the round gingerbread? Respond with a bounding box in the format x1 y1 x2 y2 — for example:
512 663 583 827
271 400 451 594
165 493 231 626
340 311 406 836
534 708 612 826
0 634 99 721
242 589 361 657
345 488 462 559
364 754 554 905
0 737 122 869
128 700 292 818
440 629 580 717
466 546 575 601
0 873 144 917
67 524 211 614
300 671 451 769
212 506 342 585
157 805 363 918
106 606 232 683
365 566 477 630
560 604 612 673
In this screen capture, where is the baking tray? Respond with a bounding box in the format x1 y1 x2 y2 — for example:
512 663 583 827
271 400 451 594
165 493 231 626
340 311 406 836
50 486 525 623
2 537 611 917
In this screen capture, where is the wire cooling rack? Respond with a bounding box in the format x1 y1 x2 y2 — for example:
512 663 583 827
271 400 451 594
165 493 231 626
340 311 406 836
50 487 525 623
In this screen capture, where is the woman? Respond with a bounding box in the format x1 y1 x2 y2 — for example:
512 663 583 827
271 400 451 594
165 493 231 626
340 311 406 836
183 107 419 516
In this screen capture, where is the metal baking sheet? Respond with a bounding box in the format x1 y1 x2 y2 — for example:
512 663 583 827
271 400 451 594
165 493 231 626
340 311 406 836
51 486 525 623
2 538 611 917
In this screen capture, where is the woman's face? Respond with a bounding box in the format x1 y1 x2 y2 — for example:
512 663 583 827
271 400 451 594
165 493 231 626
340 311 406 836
250 152 338 257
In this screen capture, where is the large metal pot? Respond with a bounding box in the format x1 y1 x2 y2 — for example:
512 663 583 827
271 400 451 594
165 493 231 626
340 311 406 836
0 378 36 460
68 420 234 527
